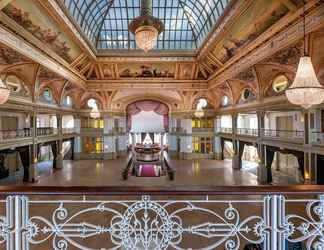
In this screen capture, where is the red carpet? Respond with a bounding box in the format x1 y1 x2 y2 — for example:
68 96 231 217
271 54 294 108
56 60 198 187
138 164 160 177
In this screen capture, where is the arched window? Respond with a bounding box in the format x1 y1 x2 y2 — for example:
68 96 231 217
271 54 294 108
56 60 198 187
221 95 229 107
4 74 29 96
240 88 256 103
42 88 53 103
272 75 289 93
63 95 73 107
87 98 98 109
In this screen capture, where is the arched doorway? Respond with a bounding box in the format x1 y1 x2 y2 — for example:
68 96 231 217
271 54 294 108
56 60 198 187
126 100 169 133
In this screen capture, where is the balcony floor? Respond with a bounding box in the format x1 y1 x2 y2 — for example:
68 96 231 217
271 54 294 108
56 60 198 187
0 158 261 186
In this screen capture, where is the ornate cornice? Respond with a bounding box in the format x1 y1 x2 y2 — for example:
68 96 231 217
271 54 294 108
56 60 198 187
97 56 196 63
87 79 208 91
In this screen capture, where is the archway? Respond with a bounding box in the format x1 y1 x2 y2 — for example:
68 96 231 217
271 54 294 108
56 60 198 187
126 100 169 133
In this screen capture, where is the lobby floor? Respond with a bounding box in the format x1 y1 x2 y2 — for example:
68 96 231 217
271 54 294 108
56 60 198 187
0 158 259 186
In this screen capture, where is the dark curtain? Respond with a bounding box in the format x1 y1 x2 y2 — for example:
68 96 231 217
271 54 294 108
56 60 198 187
149 133 154 143
51 142 57 169
71 138 75 160
238 141 245 169
296 155 305 180
265 148 275 183
220 138 225 160
17 146 30 182
141 133 146 143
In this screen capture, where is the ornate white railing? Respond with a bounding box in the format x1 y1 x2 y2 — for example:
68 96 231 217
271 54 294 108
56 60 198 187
0 186 322 249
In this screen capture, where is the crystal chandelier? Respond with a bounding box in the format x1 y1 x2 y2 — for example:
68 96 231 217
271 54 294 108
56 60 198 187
0 79 10 104
285 3 324 109
129 0 164 52
90 106 100 119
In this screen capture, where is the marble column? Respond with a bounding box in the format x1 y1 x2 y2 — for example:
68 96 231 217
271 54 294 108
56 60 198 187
56 114 63 169
30 108 38 182
179 118 192 159
257 111 267 184
103 115 116 159
231 113 240 169
73 115 81 160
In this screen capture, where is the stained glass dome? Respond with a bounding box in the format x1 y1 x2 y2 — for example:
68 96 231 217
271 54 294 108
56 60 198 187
62 0 230 50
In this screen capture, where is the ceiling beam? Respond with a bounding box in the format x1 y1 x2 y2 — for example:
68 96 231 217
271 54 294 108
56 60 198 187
208 1 324 89
0 25 86 89
0 0 12 10
280 0 298 11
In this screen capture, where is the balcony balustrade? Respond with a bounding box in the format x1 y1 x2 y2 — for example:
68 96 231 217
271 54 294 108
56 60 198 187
311 132 324 144
62 128 76 134
263 129 304 141
0 186 322 250
0 128 32 140
237 128 258 136
36 127 58 136
219 127 233 134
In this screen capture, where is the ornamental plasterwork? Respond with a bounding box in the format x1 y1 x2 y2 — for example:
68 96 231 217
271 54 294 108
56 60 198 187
46 0 96 60
0 26 86 88
208 3 324 88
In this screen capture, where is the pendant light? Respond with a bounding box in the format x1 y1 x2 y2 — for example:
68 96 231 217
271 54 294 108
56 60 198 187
285 1 324 109
129 0 164 52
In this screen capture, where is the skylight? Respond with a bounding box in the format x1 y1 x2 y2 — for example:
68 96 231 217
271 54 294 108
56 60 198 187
62 0 230 50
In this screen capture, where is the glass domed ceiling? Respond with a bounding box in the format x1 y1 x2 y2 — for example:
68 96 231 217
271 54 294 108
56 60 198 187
62 0 230 50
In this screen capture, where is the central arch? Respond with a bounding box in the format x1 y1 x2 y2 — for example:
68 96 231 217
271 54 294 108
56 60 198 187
126 99 169 132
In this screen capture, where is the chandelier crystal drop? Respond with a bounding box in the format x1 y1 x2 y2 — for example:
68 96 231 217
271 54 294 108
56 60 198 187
0 79 10 105
90 106 100 119
285 56 324 109
129 0 164 53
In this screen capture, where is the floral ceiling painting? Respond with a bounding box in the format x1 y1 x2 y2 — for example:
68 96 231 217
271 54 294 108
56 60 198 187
3 0 81 63
118 63 175 78
212 0 289 63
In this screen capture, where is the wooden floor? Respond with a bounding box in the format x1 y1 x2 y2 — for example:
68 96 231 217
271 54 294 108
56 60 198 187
0 158 260 186
40 158 259 186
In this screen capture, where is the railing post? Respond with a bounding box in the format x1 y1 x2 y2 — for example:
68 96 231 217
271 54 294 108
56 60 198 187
5 196 28 250
268 195 284 250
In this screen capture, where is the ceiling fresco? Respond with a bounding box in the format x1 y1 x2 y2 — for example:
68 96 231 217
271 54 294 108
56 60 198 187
212 0 289 63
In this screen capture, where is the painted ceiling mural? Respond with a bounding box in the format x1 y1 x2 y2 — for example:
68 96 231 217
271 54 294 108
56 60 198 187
3 0 81 63
212 0 289 63
118 63 175 78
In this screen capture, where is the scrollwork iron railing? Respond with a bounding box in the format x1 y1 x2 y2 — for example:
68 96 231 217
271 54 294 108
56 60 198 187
0 186 323 249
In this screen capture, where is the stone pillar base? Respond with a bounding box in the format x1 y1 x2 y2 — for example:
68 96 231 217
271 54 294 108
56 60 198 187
103 152 117 160
74 153 81 160
56 154 63 169
214 153 223 160
29 164 38 183
232 154 240 170
257 163 268 184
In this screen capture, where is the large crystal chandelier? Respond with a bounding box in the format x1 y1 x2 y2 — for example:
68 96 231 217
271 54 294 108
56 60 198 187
0 79 10 104
285 3 324 109
129 0 164 52
90 106 100 119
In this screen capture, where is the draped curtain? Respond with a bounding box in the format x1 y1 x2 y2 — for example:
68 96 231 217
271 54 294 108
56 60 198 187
126 100 169 131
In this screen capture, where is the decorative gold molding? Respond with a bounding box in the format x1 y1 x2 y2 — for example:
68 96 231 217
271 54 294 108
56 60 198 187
87 79 208 91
